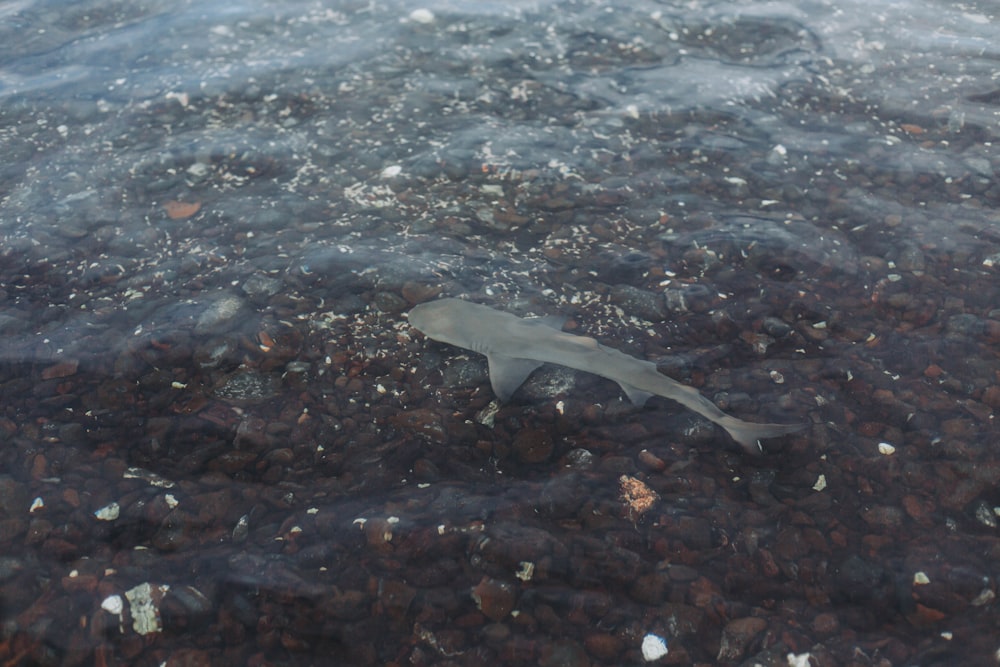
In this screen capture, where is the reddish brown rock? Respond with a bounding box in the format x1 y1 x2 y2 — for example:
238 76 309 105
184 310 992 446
982 385 1000 410
717 616 767 662
583 633 622 660
472 577 517 622
41 360 79 379
812 612 840 635
512 428 554 464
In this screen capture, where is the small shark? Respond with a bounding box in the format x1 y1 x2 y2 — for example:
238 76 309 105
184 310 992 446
408 298 806 454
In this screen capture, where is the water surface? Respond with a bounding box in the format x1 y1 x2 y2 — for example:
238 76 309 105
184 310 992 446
1 0 999 664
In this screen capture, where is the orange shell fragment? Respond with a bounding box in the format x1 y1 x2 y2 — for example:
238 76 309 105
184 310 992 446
163 200 202 219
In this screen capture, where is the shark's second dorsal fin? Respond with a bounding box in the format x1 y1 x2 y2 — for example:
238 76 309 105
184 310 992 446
618 381 654 407
487 355 544 401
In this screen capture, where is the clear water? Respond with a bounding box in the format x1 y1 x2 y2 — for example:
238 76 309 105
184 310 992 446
1 0 999 664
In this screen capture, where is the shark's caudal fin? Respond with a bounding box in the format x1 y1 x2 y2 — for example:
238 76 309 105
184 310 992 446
718 417 808 455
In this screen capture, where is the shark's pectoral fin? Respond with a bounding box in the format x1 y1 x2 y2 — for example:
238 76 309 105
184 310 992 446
619 382 654 407
487 355 544 401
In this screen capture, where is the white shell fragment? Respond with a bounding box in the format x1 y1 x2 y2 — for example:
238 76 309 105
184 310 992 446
94 502 120 521
913 571 930 585
101 594 125 633
641 633 669 661
408 8 435 24
124 467 176 488
515 561 535 582
29 497 44 513
101 594 123 615
971 588 995 606
125 582 170 635
878 442 896 455
812 474 827 492
787 652 814 667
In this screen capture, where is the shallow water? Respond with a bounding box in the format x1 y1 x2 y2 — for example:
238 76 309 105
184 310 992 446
1 0 999 664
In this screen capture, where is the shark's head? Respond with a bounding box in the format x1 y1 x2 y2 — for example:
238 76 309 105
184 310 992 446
407 299 465 346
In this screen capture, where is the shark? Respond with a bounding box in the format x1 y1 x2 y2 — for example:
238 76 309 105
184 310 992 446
408 298 806 454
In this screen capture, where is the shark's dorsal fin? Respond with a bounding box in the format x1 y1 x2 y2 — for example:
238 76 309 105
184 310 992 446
487 355 544 401
618 381 654 407
534 315 568 330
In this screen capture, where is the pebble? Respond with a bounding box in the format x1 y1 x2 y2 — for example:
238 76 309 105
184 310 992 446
512 428 554 464
609 284 667 322
811 612 840 635
717 616 767 661
471 577 517 621
584 633 622 660
41 360 79 380
194 294 247 334
539 638 589 667
214 370 280 402
240 273 283 304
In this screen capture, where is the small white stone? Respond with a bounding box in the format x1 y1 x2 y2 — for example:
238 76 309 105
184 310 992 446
812 474 827 492
878 442 896 455
641 633 668 661
164 494 179 509
408 8 435 24
380 165 402 178
913 571 930 585
515 561 535 582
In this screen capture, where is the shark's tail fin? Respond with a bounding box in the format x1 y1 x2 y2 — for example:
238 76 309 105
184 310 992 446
718 417 808 455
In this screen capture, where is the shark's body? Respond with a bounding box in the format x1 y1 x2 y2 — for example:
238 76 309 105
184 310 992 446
408 298 805 454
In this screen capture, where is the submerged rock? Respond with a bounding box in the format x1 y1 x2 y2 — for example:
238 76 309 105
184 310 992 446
214 370 280 402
